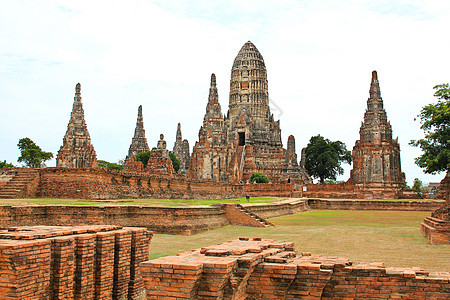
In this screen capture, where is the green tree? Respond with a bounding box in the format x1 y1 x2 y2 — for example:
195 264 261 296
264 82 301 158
136 151 151 168
410 83 450 174
412 178 423 196
97 160 124 171
250 172 269 183
17 137 53 168
0 160 14 169
304 135 352 183
169 151 180 172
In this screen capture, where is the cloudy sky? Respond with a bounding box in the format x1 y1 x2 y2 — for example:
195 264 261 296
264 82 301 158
1 0 449 185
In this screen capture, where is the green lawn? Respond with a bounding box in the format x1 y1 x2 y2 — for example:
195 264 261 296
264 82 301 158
149 210 450 272
0 197 281 206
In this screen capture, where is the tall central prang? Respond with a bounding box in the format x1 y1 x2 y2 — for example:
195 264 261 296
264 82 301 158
189 41 310 184
228 41 282 147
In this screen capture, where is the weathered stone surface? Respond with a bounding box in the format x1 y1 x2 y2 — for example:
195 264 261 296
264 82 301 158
350 71 405 190
179 139 190 175
189 42 311 184
124 105 149 172
56 83 98 168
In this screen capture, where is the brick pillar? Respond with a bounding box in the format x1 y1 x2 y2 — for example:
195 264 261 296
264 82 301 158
112 229 132 300
94 231 116 299
74 233 96 300
50 236 75 299
129 228 152 299
0 239 52 299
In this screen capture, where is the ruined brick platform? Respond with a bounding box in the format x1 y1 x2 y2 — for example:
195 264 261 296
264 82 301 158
141 238 450 299
0 225 152 299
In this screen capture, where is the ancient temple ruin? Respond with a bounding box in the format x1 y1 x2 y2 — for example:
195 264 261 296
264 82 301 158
123 105 150 172
349 71 405 191
189 41 310 183
56 83 98 168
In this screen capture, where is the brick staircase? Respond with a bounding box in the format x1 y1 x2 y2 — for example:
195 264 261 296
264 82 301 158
421 216 450 244
232 204 274 227
0 168 40 199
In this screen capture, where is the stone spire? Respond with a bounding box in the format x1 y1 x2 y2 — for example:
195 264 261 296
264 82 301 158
205 73 223 120
350 71 405 190
56 83 98 168
173 123 183 160
369 70 381 99
282 135 312 184
360 70 392 144
285 135 299 170
127 105 150 158
178 139 190 175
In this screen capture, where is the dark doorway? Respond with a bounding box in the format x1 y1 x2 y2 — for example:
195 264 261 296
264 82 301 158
238 132 246 146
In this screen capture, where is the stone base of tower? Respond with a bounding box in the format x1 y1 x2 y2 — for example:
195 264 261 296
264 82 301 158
145 150 175 176
229 145 287 184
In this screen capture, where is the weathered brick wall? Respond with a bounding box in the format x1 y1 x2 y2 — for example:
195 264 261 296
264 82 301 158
38 167 243 199
141 238 450 299
0 225 152 300
243 182 293 197
301 183 422 199
308 199 444 211
0 205 230 235
244 199 309 219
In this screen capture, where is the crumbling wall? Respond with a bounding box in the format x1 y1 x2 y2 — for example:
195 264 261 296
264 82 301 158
0 225 151 300
0 205 229 235
141 238 450 299
38 167 242 200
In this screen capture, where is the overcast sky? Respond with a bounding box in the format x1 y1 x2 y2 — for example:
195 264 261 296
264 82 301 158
1 0 449 185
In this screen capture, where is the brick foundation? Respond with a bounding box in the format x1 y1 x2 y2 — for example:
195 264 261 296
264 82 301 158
308 198 444 211
0 225 152 299
141 238 450 299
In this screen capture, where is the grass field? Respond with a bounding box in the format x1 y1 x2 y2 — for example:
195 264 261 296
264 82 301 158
149 210 450 272
0 197 281 206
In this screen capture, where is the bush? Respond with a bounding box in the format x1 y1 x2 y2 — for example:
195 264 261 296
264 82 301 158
250 172 269 184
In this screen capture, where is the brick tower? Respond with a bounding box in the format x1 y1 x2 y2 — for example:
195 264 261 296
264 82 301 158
350 71 405 191
189 73 228 180
123 105 150 172
56 83 98 168
126 105 150 158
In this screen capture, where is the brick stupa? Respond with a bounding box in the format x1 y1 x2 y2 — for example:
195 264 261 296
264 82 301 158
124 105 149 172
349 71 406 197
56 83 98 168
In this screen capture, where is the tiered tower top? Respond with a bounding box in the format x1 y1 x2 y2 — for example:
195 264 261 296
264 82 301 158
56 83 97 168
127 105 150 158
359 71 394 144
229 41 270 129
